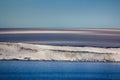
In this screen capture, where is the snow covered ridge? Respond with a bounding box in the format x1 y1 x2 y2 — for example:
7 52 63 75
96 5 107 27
0 42 120 62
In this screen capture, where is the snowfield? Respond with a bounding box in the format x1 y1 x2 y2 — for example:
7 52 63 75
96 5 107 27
0 42 120 61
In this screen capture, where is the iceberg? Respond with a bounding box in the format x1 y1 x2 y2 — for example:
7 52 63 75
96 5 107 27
0 42 120 62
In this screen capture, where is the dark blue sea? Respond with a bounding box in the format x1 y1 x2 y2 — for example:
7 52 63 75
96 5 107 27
0 61 120 80
0 31 120 48
0 28 120 80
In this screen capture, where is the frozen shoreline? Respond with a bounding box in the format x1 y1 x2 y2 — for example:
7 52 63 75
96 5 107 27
0 42 120 62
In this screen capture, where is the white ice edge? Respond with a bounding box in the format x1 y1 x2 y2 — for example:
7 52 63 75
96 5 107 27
0 42 120 61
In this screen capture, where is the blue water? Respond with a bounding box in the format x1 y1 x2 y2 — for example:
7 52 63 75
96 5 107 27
0 61 120 80
0 28 120 47
0 34 120 47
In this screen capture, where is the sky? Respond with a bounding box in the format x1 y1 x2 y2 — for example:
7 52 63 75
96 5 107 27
0 0 120 28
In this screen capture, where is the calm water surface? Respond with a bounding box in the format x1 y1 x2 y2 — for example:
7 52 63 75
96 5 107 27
0 28 120 47
0 34 120 47
0 61 120 80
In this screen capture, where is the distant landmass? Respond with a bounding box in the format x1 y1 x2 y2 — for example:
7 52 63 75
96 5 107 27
0 42 120 62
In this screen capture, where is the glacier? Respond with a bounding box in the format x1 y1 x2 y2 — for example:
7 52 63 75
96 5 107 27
0 42 120 62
